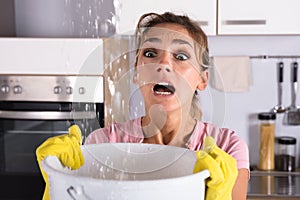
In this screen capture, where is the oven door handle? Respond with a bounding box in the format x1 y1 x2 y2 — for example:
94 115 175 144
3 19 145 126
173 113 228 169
0 110 97 120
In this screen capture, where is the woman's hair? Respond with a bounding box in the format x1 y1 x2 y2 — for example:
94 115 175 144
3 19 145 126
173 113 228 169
134 12 210 120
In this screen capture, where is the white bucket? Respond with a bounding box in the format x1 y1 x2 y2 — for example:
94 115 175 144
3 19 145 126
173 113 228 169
42 143 209 200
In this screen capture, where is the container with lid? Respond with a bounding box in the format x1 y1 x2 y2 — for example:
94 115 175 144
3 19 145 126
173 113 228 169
275 136 297 172
258 112 276 170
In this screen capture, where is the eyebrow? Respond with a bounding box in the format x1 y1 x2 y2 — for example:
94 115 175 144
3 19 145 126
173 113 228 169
143 37 193 48
172 39 193 48
143 37 161 44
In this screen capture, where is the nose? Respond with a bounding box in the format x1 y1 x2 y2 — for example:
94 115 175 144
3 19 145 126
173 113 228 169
157 66 171 72
156 51 172 72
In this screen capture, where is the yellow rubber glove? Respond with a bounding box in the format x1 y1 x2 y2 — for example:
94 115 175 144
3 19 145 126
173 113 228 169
193 136 238 200
36 125 84 200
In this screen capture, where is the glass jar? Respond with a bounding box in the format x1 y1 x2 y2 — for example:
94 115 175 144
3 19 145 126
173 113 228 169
258 112 276 170
275 136 297 171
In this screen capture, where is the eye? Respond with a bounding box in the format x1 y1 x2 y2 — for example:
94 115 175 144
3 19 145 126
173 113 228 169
143 49 157 58
174 52 189 61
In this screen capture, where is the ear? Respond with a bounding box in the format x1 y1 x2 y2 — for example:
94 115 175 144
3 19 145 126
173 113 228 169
197 70 209 91
133 50 143 84
133 66 138 84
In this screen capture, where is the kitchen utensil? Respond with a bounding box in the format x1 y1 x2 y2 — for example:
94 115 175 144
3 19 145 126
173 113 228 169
272 62 286 113
42 143 209 200
283 61 300 125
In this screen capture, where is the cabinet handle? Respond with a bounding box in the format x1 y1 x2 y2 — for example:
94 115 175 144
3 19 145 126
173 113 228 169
222 20 266 25
196 21 208 26
0 110 97 120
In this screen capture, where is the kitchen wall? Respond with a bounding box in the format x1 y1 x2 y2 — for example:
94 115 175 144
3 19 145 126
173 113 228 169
204 36 300 168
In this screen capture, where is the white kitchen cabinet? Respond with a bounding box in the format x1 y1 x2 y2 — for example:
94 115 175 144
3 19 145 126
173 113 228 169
0 38 104 75
117 0 216 35
218 0 300 35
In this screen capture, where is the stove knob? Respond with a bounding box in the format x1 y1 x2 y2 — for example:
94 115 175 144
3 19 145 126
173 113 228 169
1 85 10 94
66 86 73 95
13 85 22 94
54 86 62 94
79 87 86 94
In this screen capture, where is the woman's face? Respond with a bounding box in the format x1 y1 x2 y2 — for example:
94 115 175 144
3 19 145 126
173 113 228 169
135 23 208 112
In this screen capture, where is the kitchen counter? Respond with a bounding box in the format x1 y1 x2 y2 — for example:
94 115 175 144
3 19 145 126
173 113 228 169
247 169 300 199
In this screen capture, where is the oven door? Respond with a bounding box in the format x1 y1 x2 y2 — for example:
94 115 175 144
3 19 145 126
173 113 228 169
0 101 103 200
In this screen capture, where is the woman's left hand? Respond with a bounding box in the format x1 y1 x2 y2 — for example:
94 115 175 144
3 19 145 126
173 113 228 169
193 136 238 200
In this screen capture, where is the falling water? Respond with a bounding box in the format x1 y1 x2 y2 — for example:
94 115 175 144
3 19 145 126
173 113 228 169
61 0 147 185
63 0 119 38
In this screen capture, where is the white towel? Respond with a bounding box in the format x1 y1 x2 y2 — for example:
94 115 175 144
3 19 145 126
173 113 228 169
211 56 251 92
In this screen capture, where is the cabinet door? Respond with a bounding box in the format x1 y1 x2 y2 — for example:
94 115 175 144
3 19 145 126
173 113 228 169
117 0 216 35
218 0 300 35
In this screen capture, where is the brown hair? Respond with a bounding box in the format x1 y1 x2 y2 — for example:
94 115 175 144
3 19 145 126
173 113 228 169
134 12 210 120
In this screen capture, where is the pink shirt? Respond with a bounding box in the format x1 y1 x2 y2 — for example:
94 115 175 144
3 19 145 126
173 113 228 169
85 117 249 170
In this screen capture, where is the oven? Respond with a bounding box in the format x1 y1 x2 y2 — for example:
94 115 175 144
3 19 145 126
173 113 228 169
0 75 104 200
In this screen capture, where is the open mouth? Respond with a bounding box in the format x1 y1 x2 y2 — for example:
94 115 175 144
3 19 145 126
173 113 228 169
153 82 175 96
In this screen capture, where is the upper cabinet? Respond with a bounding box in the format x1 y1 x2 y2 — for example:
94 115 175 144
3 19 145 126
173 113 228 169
117 0 216 35
117 0 300 36
218 0 300 35
9 0 300 37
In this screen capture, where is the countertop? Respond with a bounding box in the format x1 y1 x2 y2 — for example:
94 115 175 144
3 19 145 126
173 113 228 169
247 168 300 199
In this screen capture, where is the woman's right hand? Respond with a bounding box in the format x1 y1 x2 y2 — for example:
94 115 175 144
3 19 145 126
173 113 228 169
36 125 84 200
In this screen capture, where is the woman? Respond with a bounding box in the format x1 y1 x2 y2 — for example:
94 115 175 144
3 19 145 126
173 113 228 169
37 12 249 200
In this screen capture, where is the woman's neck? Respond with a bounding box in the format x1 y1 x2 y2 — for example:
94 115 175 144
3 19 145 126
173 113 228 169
141 108 196 146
